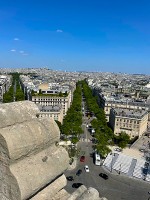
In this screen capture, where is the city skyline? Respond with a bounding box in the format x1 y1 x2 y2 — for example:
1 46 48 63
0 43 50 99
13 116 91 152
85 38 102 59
0 0 150 74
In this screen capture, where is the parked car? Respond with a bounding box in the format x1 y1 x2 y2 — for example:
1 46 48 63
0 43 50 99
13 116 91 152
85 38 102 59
84 165 89 172
72 183 83 188
139 148 145 152
115 148 122 152
80 156 85 162
76 169 82 176
66 176 74 181
99 173 108 180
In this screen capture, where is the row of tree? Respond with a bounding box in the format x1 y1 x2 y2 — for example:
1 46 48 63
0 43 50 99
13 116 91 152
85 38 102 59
81 80 130 157
60 82 83 144
3 73 25 103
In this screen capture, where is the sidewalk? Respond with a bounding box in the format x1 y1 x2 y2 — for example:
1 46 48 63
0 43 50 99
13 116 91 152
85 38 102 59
122 147 144 159
67 157 78 170
109 145 144 159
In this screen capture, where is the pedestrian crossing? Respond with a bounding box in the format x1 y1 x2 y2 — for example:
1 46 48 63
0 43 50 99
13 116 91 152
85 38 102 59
79 138 91 142
103 152 150 182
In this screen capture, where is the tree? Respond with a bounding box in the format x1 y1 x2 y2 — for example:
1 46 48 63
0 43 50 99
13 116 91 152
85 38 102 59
59 92 63 97
95 143 111 158
71 136 79 144
61 82 82 138
55 120 62 132
115 132 130 149
31 90 35 95
39 89 42 94
3 73 25 103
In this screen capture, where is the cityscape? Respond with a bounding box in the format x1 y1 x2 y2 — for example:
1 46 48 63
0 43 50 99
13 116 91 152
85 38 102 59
0 68 150 200
1 0 150 200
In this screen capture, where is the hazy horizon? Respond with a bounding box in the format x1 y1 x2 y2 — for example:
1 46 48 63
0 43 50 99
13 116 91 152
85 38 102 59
0 0 150 74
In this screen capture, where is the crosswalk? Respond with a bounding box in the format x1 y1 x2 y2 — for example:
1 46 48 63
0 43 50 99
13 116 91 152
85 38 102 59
79 138 91 142
103 152 150 182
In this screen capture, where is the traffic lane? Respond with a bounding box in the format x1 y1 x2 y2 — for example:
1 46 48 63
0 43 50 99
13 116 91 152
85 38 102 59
89 160 150 200
95 171 149 200
65 157 150 200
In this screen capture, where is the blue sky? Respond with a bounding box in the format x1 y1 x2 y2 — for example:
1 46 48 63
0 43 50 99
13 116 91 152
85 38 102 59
0 0 150 74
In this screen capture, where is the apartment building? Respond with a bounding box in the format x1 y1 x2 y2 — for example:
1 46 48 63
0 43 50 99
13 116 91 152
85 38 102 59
97 92 149 121
32 91 71 116
38 105 63 123
0 75 11 102
109 108 148 138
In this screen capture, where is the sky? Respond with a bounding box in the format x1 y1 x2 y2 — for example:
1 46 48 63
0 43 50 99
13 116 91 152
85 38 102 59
0 0 150 74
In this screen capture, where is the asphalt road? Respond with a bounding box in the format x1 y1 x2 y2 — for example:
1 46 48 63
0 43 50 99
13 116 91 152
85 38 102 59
64 124 150 200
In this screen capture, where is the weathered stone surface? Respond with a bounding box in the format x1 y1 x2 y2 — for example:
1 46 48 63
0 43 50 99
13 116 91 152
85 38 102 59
66 185 87 200
0 136 21 200
30 174 67 200
0 101 107 200
0 118 60 163
0 101 69 200
52 189 70 200
0 101 39 128
10 145 69 199
76 187 101 200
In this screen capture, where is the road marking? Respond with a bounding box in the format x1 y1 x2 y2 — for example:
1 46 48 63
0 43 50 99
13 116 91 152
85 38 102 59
80 138 91 142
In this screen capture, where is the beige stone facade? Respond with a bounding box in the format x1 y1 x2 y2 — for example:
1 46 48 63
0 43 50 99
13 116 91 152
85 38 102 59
97 93 149 122
38 105 64 123
0 75 11 102
32 91 71 116
109 108 149 138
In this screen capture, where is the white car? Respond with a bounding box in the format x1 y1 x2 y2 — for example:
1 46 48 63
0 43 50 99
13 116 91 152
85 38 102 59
115 148 122 152
84 165 89 172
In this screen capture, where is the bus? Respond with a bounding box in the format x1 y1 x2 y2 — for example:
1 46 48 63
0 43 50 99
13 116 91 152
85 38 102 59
94 153 101 166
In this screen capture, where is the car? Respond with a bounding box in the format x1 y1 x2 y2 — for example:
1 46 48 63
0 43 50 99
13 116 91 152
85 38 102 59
76 169 82 176
72 183 83 188
66 176 74 181
114 148 122 152
99 173 108 180
80 156 85 162
84 165 89 172
139 148 145 152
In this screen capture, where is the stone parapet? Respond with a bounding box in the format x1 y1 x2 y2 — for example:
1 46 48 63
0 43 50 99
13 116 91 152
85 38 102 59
0 101 69 200
0 101 106 200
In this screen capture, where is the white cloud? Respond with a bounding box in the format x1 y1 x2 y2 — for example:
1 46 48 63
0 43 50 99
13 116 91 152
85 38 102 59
10 49 16 52
14 38 19 41
56 29 63 33
19 50 24 53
